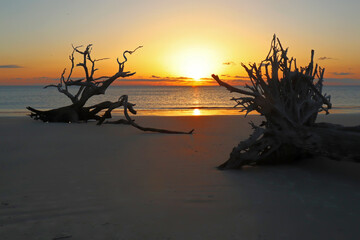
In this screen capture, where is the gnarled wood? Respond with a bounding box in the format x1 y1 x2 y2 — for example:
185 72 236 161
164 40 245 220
27 45 193 135
27 44 141 123
213 35 360 169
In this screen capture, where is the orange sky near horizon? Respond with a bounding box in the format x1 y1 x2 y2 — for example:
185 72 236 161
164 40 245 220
1 0 360 86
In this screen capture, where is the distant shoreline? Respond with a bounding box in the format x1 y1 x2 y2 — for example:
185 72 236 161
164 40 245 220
1 85 360 116
1 83 360 87
2 108 360 117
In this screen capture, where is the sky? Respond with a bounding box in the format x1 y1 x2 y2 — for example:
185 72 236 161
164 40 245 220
1 0 359 86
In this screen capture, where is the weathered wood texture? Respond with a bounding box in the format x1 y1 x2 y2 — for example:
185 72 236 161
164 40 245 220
213 35 360 169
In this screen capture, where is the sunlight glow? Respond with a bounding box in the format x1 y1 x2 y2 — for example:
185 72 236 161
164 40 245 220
193 108 201 115
182 56 211 81
169 46 219 82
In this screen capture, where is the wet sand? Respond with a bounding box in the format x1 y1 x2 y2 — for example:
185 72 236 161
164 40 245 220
1 114 360 240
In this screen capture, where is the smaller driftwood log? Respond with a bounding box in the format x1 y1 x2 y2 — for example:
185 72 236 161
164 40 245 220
98 95 194 134
27 44 193 135
213 35 360 169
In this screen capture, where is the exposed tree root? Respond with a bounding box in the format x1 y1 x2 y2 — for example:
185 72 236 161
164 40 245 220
213 35 360 169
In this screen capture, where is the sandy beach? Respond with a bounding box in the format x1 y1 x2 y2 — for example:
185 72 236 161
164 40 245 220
1 114 360 240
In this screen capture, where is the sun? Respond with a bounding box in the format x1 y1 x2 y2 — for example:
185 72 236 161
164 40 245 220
182 56 211 81
192 108 201 115
169 46 218 82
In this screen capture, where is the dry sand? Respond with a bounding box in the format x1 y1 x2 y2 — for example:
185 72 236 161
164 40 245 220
0 114 360 240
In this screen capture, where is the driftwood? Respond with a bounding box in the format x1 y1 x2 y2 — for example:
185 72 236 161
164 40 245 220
27 45 193 135
99 95 194 134
27 44 141 123
213 35 360 169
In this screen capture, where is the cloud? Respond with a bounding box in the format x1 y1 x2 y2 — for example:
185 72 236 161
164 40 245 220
332 72 354 76
151 75 161 78
119 79 168 82
145 75 194 81
120 76 193 82
318 57 336 61
0 64 23 69
210 74 249 80
225 79 250 86
172 76 193 80
115 77 198 86
160 76 193 80
234 75 249 79
223 61 236 66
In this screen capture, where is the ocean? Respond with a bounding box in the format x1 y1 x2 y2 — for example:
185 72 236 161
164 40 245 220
0 85 359 116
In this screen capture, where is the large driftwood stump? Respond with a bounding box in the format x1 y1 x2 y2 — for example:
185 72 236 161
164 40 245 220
213 35 360 169
27 45 193 134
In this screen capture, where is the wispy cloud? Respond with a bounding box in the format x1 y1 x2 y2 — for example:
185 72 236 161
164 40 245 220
318 57 336 61
332 72 354 76
234 75 249 79
0 64 23 69
120 79 168 82
149 75 194 80
223 61 236 66
213 74 249 80
151 75 161 78
225 79 250 86
173 76 193 80
117 78 196 85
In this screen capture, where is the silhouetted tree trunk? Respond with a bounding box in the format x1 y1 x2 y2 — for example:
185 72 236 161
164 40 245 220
27 45 193 134
213 35 360 169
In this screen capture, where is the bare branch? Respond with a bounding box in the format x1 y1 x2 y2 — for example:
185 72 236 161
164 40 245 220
211 35 346 169
117 46 143 72
211 74 257 97
28 44 149 126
